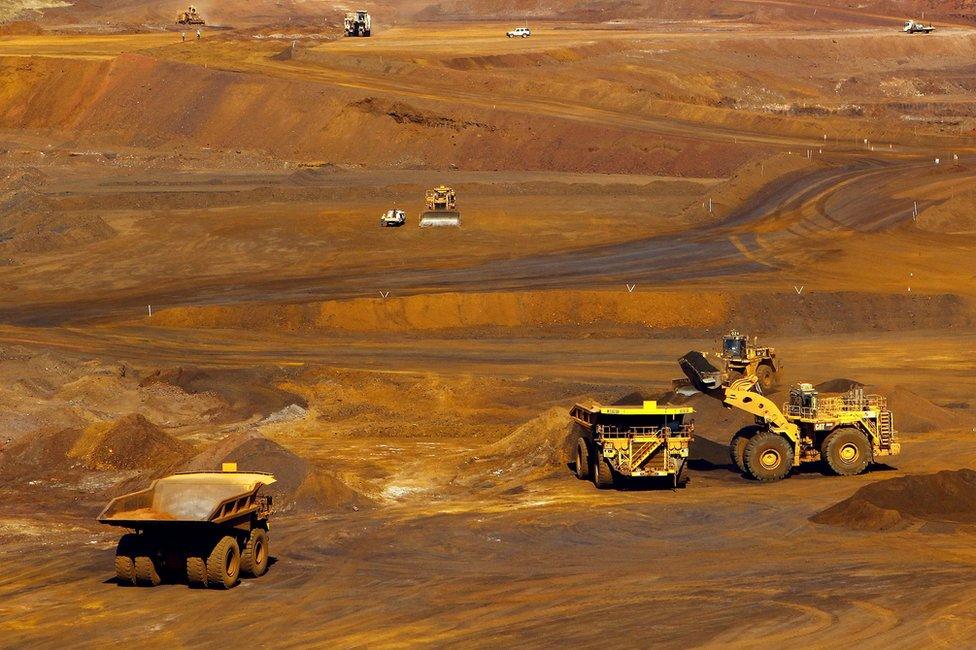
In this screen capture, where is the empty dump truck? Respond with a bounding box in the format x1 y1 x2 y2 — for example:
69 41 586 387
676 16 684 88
570 400 694 489
99 469 275 589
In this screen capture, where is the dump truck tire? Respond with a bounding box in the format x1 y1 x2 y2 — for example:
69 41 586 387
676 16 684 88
241 528 269 578
574 438 591 480
756 365 776 392
592 452 614 489
207 536 241 589
114 534 139 586
675 460 690 488
823 427 872 476
135 554 162 587
729 429 754 473
186 555 207 587
744 432 793 482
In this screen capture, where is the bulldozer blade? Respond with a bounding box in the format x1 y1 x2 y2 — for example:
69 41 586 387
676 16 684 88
678 351 724 396
419 211 461 228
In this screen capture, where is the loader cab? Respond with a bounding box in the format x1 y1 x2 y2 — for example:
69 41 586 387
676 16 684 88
790 383 818 412
722 331 747 360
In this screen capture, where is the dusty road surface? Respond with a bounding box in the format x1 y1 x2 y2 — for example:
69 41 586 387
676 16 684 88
1 0 976 646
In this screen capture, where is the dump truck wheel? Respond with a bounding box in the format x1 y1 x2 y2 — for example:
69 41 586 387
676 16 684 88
207 536 241 589
574 438 591 480
135 553 162 587
241 528 270 578
675 460 690 488
114 534 139 586
186 555 207 587
743 432 793 482
823 427 872 476
592 452 614 489
756 365 776 392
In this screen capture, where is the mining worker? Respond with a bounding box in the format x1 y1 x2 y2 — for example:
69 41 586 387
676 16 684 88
196 29 202 40
181 32 186 42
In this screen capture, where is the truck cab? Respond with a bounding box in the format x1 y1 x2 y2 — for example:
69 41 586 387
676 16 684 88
570 400 694 489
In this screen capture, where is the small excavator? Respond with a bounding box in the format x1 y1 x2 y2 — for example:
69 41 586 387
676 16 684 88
679 351 899 482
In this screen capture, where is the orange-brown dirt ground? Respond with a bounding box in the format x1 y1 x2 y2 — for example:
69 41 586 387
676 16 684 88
1 0 976 646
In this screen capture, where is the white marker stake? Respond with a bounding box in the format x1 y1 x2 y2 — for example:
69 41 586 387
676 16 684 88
626 284 636 293
794 286 805 295
148 305 152 317
379 291 390 299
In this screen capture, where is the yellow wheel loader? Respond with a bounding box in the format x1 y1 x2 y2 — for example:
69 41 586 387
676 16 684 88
420 186 461 227
679 351 899 482
720 330 779 392
570 400 694 489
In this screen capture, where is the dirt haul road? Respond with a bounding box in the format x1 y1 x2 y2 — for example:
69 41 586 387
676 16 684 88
1 2 976 647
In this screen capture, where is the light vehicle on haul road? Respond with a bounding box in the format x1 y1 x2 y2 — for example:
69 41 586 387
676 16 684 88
570 399 694 489
507 27 531 38
679 351 900 482
904 19 935 34
380 209 406 227
345 10 371 37
99 468 275 589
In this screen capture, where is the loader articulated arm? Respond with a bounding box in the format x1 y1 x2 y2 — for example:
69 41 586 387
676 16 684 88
678 351 800 442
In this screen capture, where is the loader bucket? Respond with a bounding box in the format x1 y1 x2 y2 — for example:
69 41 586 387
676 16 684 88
419 211 461 228
678 351 724 396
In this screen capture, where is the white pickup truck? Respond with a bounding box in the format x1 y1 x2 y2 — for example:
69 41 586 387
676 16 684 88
380 209 406 227
507 27 531 38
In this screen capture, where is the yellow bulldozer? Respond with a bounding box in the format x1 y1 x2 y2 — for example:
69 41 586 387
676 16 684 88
176 5 205 25
679 351 899 482
420 185 460 227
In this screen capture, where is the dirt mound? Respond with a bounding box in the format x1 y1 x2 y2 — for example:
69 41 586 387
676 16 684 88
455 407 576 488
72 414 193 471
812 470 976 532
1 414 192 475
183 431 371 512
139 366 307 422
916 195 976 234
0 21 44 35
0 168 115 254
882 385 974 434
815 378 863 393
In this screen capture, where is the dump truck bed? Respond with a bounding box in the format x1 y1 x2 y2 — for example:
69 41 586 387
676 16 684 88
98 471 275 528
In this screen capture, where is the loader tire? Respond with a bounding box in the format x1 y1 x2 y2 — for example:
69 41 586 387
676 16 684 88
574 438 591 480
114 534 139 586
729 426 761 473
756 365 776 392
186 555 207 587
135 553 162 587
241 528 269 578
743 432 793 482
823 427 872 476
592 452 615 490
207 536 240 589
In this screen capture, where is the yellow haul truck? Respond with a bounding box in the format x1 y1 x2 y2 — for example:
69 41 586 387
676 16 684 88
99 469 275 589
570 400 694 489
679 351 899 482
